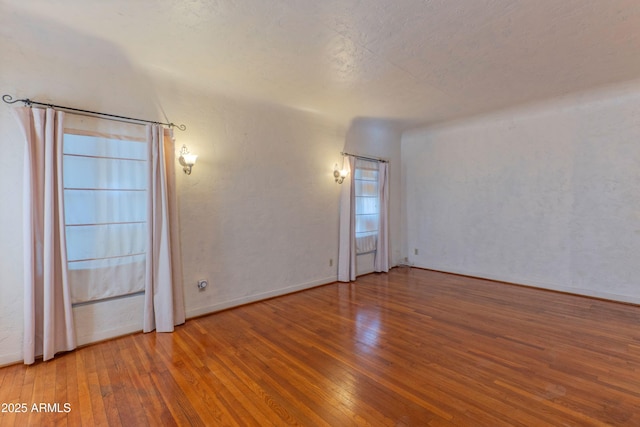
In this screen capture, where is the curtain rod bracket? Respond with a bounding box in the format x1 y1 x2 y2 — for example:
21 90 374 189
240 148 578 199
3 94 187 131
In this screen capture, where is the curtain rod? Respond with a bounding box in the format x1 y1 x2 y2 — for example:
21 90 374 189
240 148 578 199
341 151 388 163
2 94 186 131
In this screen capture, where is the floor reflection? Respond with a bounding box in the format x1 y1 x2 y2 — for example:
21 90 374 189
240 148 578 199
355 309 381 352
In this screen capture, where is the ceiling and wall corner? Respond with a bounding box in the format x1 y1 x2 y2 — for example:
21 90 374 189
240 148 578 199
3 0 640 129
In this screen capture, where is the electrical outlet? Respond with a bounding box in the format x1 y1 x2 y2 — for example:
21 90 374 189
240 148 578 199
329 258 333 267
414 248 419 255
197 280 208 290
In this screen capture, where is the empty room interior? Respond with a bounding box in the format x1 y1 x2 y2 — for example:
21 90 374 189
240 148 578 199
1 0 640 425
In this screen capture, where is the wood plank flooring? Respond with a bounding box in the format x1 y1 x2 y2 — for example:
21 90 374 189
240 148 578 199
2 268 640 426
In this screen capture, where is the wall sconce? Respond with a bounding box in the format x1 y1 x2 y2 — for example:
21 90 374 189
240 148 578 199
334 159 349 184
178 144 198 175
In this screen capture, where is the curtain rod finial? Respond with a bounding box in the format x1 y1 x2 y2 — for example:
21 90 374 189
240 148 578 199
3 94 33 106
2 94 19 104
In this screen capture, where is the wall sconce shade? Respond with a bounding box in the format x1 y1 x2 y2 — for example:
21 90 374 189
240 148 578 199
179 144 198 175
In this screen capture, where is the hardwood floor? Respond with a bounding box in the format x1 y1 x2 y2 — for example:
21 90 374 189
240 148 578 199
2 268 640 426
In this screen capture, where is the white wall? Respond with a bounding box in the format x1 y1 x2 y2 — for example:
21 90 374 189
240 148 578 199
0 15 346 365
402 82 640 303
172 83 345 319
344 119 403 275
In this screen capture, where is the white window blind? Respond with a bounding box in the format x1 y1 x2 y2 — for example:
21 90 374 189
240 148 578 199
63 130 148 304
354 159 379 254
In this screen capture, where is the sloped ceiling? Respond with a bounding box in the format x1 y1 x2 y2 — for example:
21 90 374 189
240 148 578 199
4 0 640 129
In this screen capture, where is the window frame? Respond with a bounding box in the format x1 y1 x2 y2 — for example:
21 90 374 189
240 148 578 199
62 127 149 305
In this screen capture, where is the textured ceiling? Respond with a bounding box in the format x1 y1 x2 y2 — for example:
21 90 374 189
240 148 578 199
4 0 640 129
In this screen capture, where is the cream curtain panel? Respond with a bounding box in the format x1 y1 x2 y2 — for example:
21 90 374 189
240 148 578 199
143 125 185 332
338 156 357 282
14 107 76 364
374 161 390 273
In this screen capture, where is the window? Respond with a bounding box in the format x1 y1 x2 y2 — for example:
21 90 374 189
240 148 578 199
63 129 148 304
354 159 379 255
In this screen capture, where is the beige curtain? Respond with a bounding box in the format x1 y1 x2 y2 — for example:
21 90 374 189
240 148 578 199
338 156 356 282
14 107 76 364
143 125 185 332
374 162 390 273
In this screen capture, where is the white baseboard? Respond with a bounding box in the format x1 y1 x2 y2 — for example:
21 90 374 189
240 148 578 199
0 351 23 368
414 262 640 305
187 275 337 319
551 286 640 305
76 323 143 348
0 322 144 367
